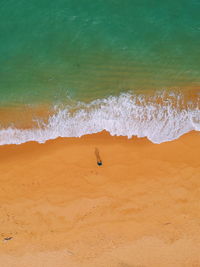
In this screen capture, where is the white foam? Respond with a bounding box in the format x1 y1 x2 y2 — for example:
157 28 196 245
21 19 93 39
0 92 199 145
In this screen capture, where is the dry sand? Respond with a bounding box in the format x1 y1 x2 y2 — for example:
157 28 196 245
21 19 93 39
0 131 200 267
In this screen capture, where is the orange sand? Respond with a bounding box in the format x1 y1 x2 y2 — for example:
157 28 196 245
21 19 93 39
0 131 200 267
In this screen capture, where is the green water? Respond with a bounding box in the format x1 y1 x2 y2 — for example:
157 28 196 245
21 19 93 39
1 0 200 105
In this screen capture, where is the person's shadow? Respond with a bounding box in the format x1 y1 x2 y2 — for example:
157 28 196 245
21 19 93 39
95 148 102 166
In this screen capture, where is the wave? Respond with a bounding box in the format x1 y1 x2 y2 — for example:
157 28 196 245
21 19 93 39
0 92 199 145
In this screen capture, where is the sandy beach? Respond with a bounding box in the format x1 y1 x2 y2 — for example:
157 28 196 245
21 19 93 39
0 131 200 267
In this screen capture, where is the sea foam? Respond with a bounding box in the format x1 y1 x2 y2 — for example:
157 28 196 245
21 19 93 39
0 92 199 145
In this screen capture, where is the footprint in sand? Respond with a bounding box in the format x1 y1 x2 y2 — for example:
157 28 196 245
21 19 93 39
3 237 13 242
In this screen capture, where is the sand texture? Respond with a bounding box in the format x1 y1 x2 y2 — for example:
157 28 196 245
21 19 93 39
0 131 200 267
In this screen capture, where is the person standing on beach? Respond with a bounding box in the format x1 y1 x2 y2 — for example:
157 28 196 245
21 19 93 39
95 148 102 166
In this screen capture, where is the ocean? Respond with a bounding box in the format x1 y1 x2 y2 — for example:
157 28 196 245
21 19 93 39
0 0 199 144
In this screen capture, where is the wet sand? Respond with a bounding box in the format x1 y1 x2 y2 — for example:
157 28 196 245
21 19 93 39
0 131 200 267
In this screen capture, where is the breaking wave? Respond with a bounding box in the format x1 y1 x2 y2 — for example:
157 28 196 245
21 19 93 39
0 92 199 145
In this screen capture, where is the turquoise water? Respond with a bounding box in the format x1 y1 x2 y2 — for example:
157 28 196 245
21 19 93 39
0 0 199 144
1 0 200 105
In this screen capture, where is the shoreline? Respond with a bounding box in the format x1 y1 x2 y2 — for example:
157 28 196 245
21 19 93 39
0 131 200 266
0 89 199 145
